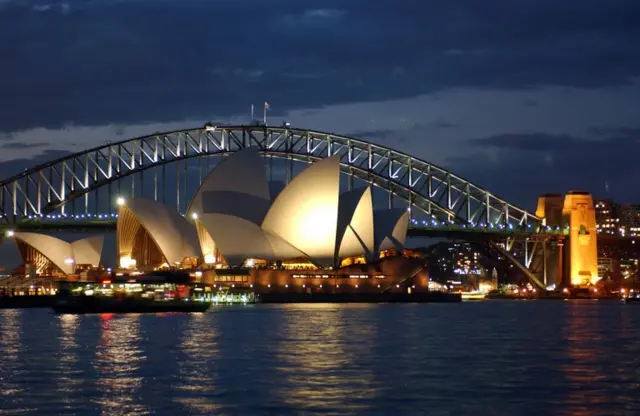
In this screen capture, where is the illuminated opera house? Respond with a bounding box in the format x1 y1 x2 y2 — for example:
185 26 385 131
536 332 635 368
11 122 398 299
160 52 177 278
10 232 104 279
10 148 428 295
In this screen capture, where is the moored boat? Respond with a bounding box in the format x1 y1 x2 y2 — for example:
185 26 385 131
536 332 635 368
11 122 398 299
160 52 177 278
622 293 640 304
461 291 486 301
52 271 213 314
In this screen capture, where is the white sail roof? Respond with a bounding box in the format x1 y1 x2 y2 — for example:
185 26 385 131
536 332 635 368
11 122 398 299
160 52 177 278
13 232 104 275
336 187 374 260
198 214 304 266
262 155 341 266
70 235 104 267
188 147 271 224
122 198 200 264
373 209 410 253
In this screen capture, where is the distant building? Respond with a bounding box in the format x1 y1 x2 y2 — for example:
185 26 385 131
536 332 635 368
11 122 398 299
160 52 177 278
618 204 640 235
594 199 640 236
595 199 619 233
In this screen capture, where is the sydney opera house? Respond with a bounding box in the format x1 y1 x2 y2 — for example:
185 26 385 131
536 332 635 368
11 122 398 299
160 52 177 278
7 148 429 296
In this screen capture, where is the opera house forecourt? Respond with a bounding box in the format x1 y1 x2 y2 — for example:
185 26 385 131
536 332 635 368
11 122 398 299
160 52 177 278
7 147 457 303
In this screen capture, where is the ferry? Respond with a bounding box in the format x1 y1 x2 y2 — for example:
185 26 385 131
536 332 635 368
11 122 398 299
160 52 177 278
622 292 640 304
460 291 486 301
52 271 213 314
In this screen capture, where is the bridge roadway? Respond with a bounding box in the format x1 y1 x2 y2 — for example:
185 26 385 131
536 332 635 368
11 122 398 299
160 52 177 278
0 216 567 240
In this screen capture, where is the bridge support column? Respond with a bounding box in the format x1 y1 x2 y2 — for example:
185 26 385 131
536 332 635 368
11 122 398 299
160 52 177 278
556 240 565 287
562 191 598 286
537 191 598 288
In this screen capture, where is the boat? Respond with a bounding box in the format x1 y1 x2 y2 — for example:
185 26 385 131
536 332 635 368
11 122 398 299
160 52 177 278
460 291 486 301
622 293 640 304
52 271 213 314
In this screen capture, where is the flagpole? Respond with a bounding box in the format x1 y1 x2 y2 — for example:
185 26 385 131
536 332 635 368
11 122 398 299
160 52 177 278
263 103 267 125
251 104 254 120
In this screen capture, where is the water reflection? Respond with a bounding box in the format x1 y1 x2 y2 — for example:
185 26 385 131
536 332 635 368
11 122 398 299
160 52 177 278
274 304 377 414
561 303 607 414
0 303 639 414
561 302 640 415
173 312 221 414
55 314 83 412
92 314 148 416
0 310 28 414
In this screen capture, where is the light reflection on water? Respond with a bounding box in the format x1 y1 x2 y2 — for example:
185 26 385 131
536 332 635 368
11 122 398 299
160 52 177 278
274 304 377 413
173 312 222 413
0 302 639 415
55 314 83 413
92 313 148 416
0 310 30 415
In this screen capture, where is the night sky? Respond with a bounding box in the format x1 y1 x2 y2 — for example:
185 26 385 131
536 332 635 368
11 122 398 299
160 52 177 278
1 0 640 209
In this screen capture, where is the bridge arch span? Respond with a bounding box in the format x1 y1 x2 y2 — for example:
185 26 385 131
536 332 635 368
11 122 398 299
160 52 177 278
0 125 541 229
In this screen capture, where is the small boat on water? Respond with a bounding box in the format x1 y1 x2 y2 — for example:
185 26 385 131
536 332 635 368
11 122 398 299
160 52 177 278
622 293 640 304
461 291 486 301
52 271 213 314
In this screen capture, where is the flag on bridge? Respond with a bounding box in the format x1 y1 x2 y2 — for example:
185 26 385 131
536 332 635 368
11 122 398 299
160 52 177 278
263 101 270 124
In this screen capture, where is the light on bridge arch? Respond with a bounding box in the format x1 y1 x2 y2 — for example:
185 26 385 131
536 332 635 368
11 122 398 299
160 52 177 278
5 230 14 237
116 197 126 206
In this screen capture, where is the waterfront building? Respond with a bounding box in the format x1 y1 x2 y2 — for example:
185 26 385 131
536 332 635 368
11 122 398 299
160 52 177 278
6 147 417 297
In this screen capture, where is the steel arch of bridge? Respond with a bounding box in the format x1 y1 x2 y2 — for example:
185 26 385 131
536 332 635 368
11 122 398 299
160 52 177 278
0 125 542 230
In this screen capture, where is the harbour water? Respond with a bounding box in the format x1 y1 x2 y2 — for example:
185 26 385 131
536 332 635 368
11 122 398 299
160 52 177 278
1 301 639 415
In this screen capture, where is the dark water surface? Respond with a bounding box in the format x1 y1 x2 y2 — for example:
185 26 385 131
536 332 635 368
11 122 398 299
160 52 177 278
1 301 640 415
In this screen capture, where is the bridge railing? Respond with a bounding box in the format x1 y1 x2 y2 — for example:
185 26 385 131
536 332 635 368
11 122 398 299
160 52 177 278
0 125 543 229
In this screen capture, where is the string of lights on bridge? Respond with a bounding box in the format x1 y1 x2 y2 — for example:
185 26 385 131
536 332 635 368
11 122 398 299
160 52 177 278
12 212 633 238
10 212 584 236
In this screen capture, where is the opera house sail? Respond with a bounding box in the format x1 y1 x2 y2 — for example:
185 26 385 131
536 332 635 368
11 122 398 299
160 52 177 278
335 187 375 261
12 232 104 277
262 155 341 267
373 208 410 254
187 147 303 266
116 198 200 270
185 147 410 269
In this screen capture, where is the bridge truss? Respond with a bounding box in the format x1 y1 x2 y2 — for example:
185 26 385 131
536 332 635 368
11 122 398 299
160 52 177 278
0 125 542 230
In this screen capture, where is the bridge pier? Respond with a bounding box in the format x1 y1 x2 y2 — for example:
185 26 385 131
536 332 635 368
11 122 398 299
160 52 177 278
535 191 598 288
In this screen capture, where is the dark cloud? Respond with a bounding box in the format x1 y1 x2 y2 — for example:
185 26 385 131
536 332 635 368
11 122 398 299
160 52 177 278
0 149 72 179
448 131 640 209
469 132 581 152
0 0 639 131
589 126 640 138
428 119 459 129
1 141 49 149
347 128 397 141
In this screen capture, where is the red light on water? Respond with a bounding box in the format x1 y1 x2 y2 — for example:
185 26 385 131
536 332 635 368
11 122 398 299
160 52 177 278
100 313 114 321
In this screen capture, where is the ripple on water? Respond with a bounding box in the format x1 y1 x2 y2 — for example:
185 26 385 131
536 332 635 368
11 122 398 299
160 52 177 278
0 301 639 415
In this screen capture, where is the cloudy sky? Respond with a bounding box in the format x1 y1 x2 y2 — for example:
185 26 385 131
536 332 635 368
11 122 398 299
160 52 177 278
1 0 640 209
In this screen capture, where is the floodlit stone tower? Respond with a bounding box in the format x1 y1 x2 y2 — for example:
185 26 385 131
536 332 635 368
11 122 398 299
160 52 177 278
535 194 565 286
562 191 598 286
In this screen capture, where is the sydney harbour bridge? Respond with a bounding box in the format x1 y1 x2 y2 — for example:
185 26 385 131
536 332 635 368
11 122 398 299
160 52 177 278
0 124 593 290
